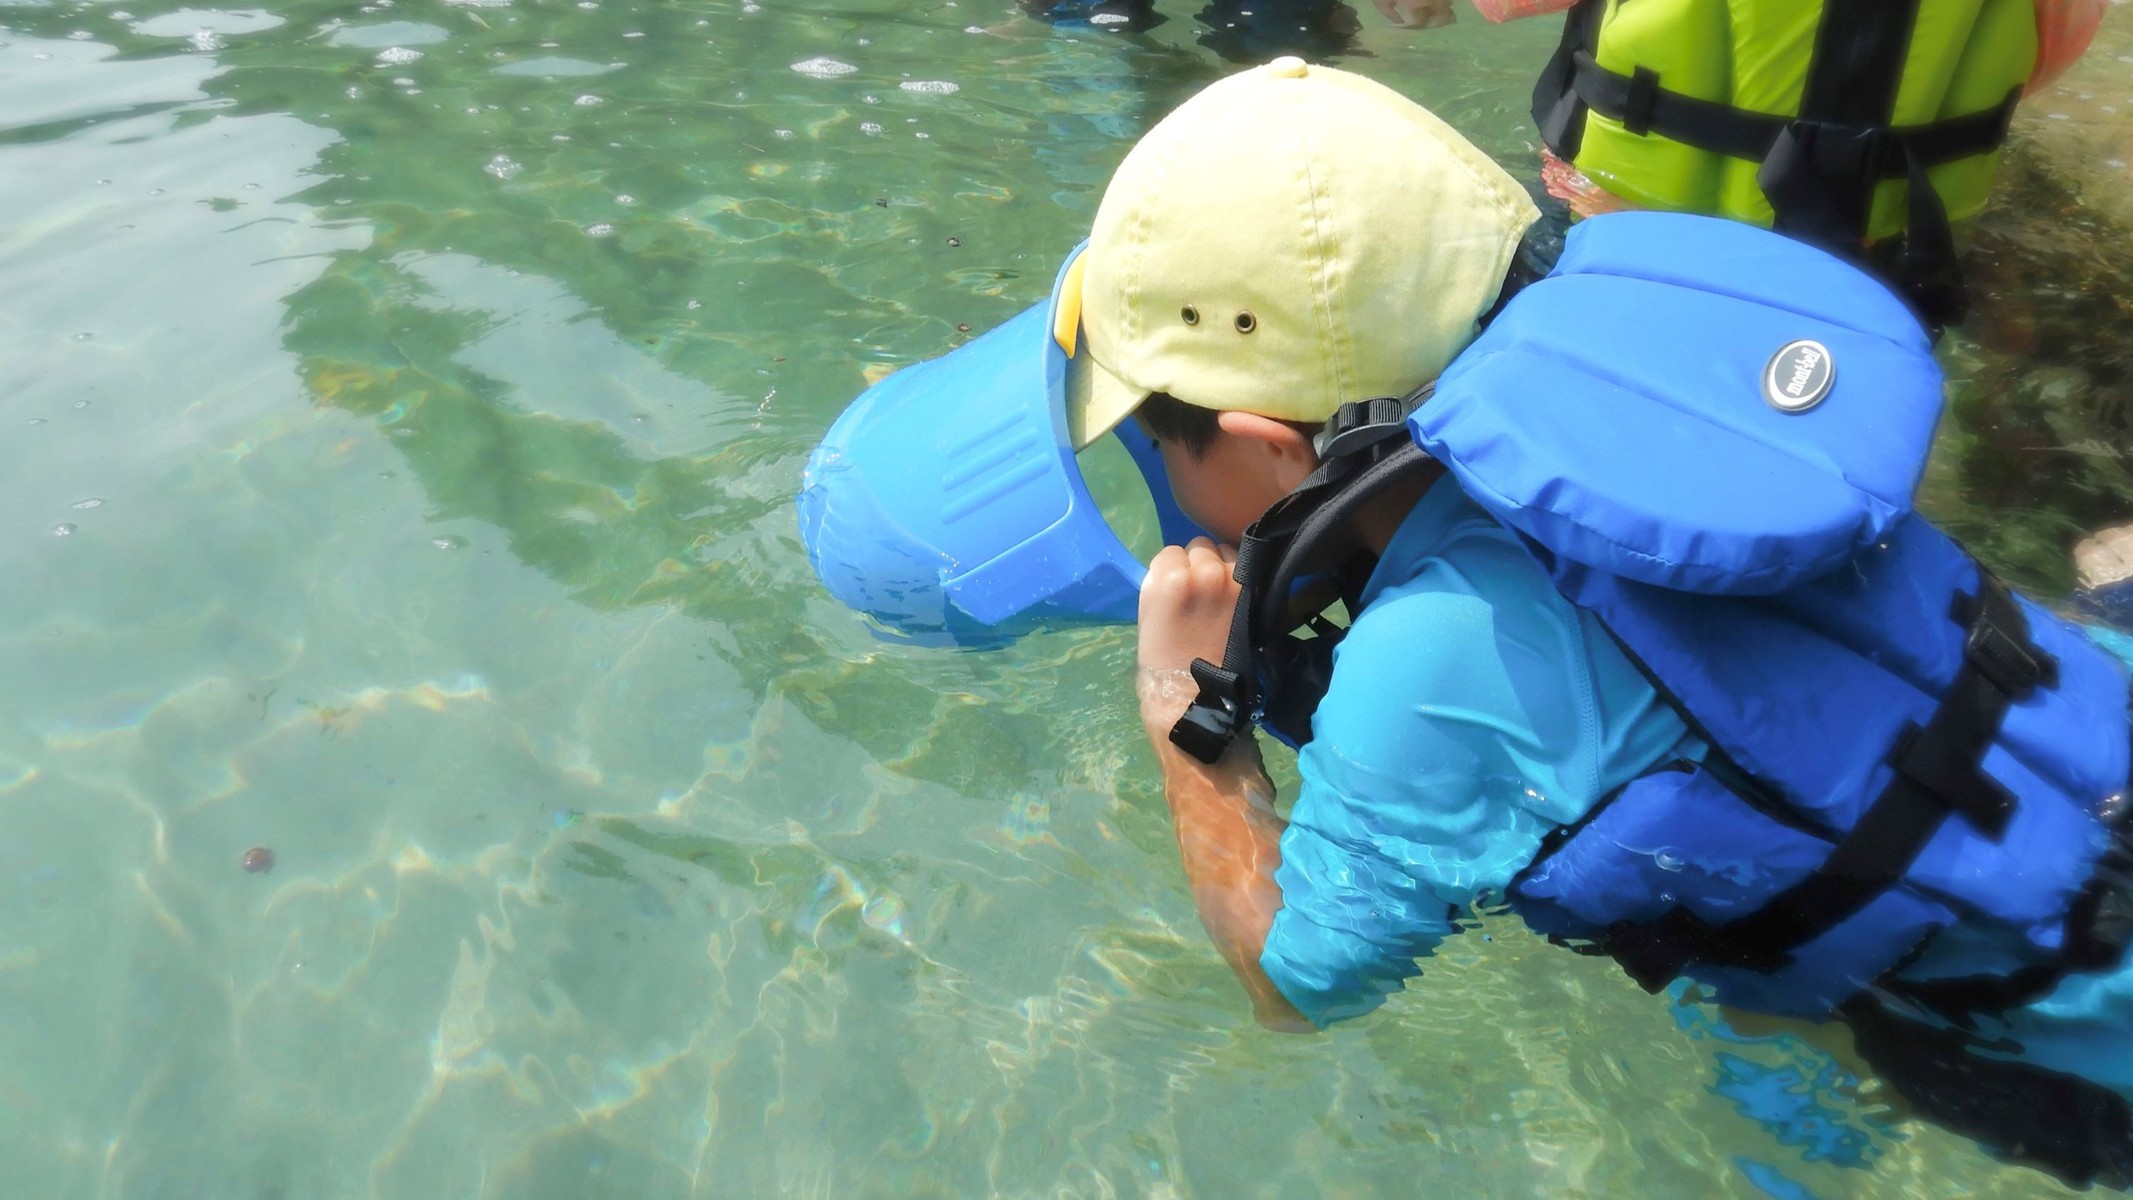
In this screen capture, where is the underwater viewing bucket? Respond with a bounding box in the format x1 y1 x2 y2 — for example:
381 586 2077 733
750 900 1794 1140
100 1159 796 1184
797 243 1207 646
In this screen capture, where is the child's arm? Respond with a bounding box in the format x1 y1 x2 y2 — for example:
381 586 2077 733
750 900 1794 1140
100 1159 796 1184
1139 670 1311 1031
1137 539 1313 1032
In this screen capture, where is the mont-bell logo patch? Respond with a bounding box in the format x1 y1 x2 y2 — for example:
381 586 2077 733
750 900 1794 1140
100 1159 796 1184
1762 339 1835 413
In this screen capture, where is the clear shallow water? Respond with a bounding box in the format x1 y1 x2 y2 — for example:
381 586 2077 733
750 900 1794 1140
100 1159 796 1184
1 2 2129 1197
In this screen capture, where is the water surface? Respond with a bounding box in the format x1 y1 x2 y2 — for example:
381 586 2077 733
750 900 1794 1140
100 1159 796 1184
2 2 2130 1196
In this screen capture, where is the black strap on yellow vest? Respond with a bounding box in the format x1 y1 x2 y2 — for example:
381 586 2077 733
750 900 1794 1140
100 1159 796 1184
1532 0 2018 332
1592 574 2058 993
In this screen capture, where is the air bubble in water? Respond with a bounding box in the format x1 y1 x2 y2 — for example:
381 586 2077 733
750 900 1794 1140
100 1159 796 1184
1653 847 1686 872
860 122 881 135
861 894 908 940
72 498 104 510
431 535 465 550
376 46 423 65
585 222 615 236
485 154 521 180
614 193 636 205
899 79 960 94
53 523 77 538
790 57 856 78
573 93 603 106
189 29 222 51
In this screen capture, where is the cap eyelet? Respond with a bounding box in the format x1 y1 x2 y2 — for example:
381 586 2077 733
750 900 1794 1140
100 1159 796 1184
1180 305 1199 326
1233 310 1257 334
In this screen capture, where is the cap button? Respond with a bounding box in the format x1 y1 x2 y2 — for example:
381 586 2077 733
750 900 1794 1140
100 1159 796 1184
1266 56 1308 79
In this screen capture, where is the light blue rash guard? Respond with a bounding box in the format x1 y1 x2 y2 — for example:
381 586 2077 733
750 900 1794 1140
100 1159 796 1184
1254 475 2133 1090
1260 475 1700 1027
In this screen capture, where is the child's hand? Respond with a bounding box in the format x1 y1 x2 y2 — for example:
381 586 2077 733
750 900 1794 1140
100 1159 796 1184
1138 538 1242 687
1373 0 1456 28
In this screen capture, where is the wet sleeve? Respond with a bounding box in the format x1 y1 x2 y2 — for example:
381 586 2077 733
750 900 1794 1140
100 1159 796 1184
1258 587 1592 1028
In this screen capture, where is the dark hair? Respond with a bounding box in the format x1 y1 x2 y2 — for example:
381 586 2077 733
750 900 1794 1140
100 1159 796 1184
1135 391 1223 456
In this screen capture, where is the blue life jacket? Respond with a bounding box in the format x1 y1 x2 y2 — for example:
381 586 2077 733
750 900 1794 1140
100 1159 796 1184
1173 211 2133 1019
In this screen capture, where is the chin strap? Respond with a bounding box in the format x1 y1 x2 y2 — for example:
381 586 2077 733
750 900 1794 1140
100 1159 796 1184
1167 390 1440 764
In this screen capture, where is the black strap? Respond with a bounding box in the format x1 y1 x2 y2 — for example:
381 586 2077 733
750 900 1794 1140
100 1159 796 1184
1168 393 1441 764
1885 710 2133 1017
1565 53 2015 182
1555 14 2016 332
1797 0 1921 173
1600 574 2056 992
1532 0 1602 160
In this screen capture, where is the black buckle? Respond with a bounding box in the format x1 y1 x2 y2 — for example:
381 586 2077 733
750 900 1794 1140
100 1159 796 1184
1168 657 1247 764
1786 117 1897 181
1622 65 1660 136
1965 610 2054 697
1313 396 1408 460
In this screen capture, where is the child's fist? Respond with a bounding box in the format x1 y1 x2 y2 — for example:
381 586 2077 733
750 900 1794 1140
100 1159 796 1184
1138 538 1243 682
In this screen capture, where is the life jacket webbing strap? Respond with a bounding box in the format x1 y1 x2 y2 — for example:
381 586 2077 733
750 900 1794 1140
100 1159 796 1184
1168 396 1437 764
1600 574 2055 992
1546 2 2018 330
1797 0 1919 141
1884 708 2133 1018
1532 0 1600 160
1563 53 2017 183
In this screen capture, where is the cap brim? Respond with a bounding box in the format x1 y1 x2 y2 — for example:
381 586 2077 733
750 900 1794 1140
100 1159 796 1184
1050 242 1147 451
1064 343 1146 451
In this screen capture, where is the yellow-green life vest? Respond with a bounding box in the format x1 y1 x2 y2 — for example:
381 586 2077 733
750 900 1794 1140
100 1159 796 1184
1534 0 2035 248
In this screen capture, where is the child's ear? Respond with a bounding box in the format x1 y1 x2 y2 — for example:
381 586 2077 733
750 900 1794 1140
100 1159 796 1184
1216 410 1310 454
1217 410 1317 487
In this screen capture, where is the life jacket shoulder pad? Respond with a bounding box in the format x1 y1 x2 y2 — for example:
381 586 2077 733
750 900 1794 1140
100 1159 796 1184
1413 212 1942 596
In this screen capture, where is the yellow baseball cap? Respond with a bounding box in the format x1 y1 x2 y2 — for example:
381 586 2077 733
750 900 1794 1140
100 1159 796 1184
1060 57 1541 449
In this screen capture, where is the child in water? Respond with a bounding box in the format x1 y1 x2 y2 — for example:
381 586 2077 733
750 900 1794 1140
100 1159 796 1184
1426 0 2107 224
1057 57 2133 1187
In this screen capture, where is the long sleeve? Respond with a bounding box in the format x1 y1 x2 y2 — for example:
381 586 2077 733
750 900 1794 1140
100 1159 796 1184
1258 482 1694 1026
